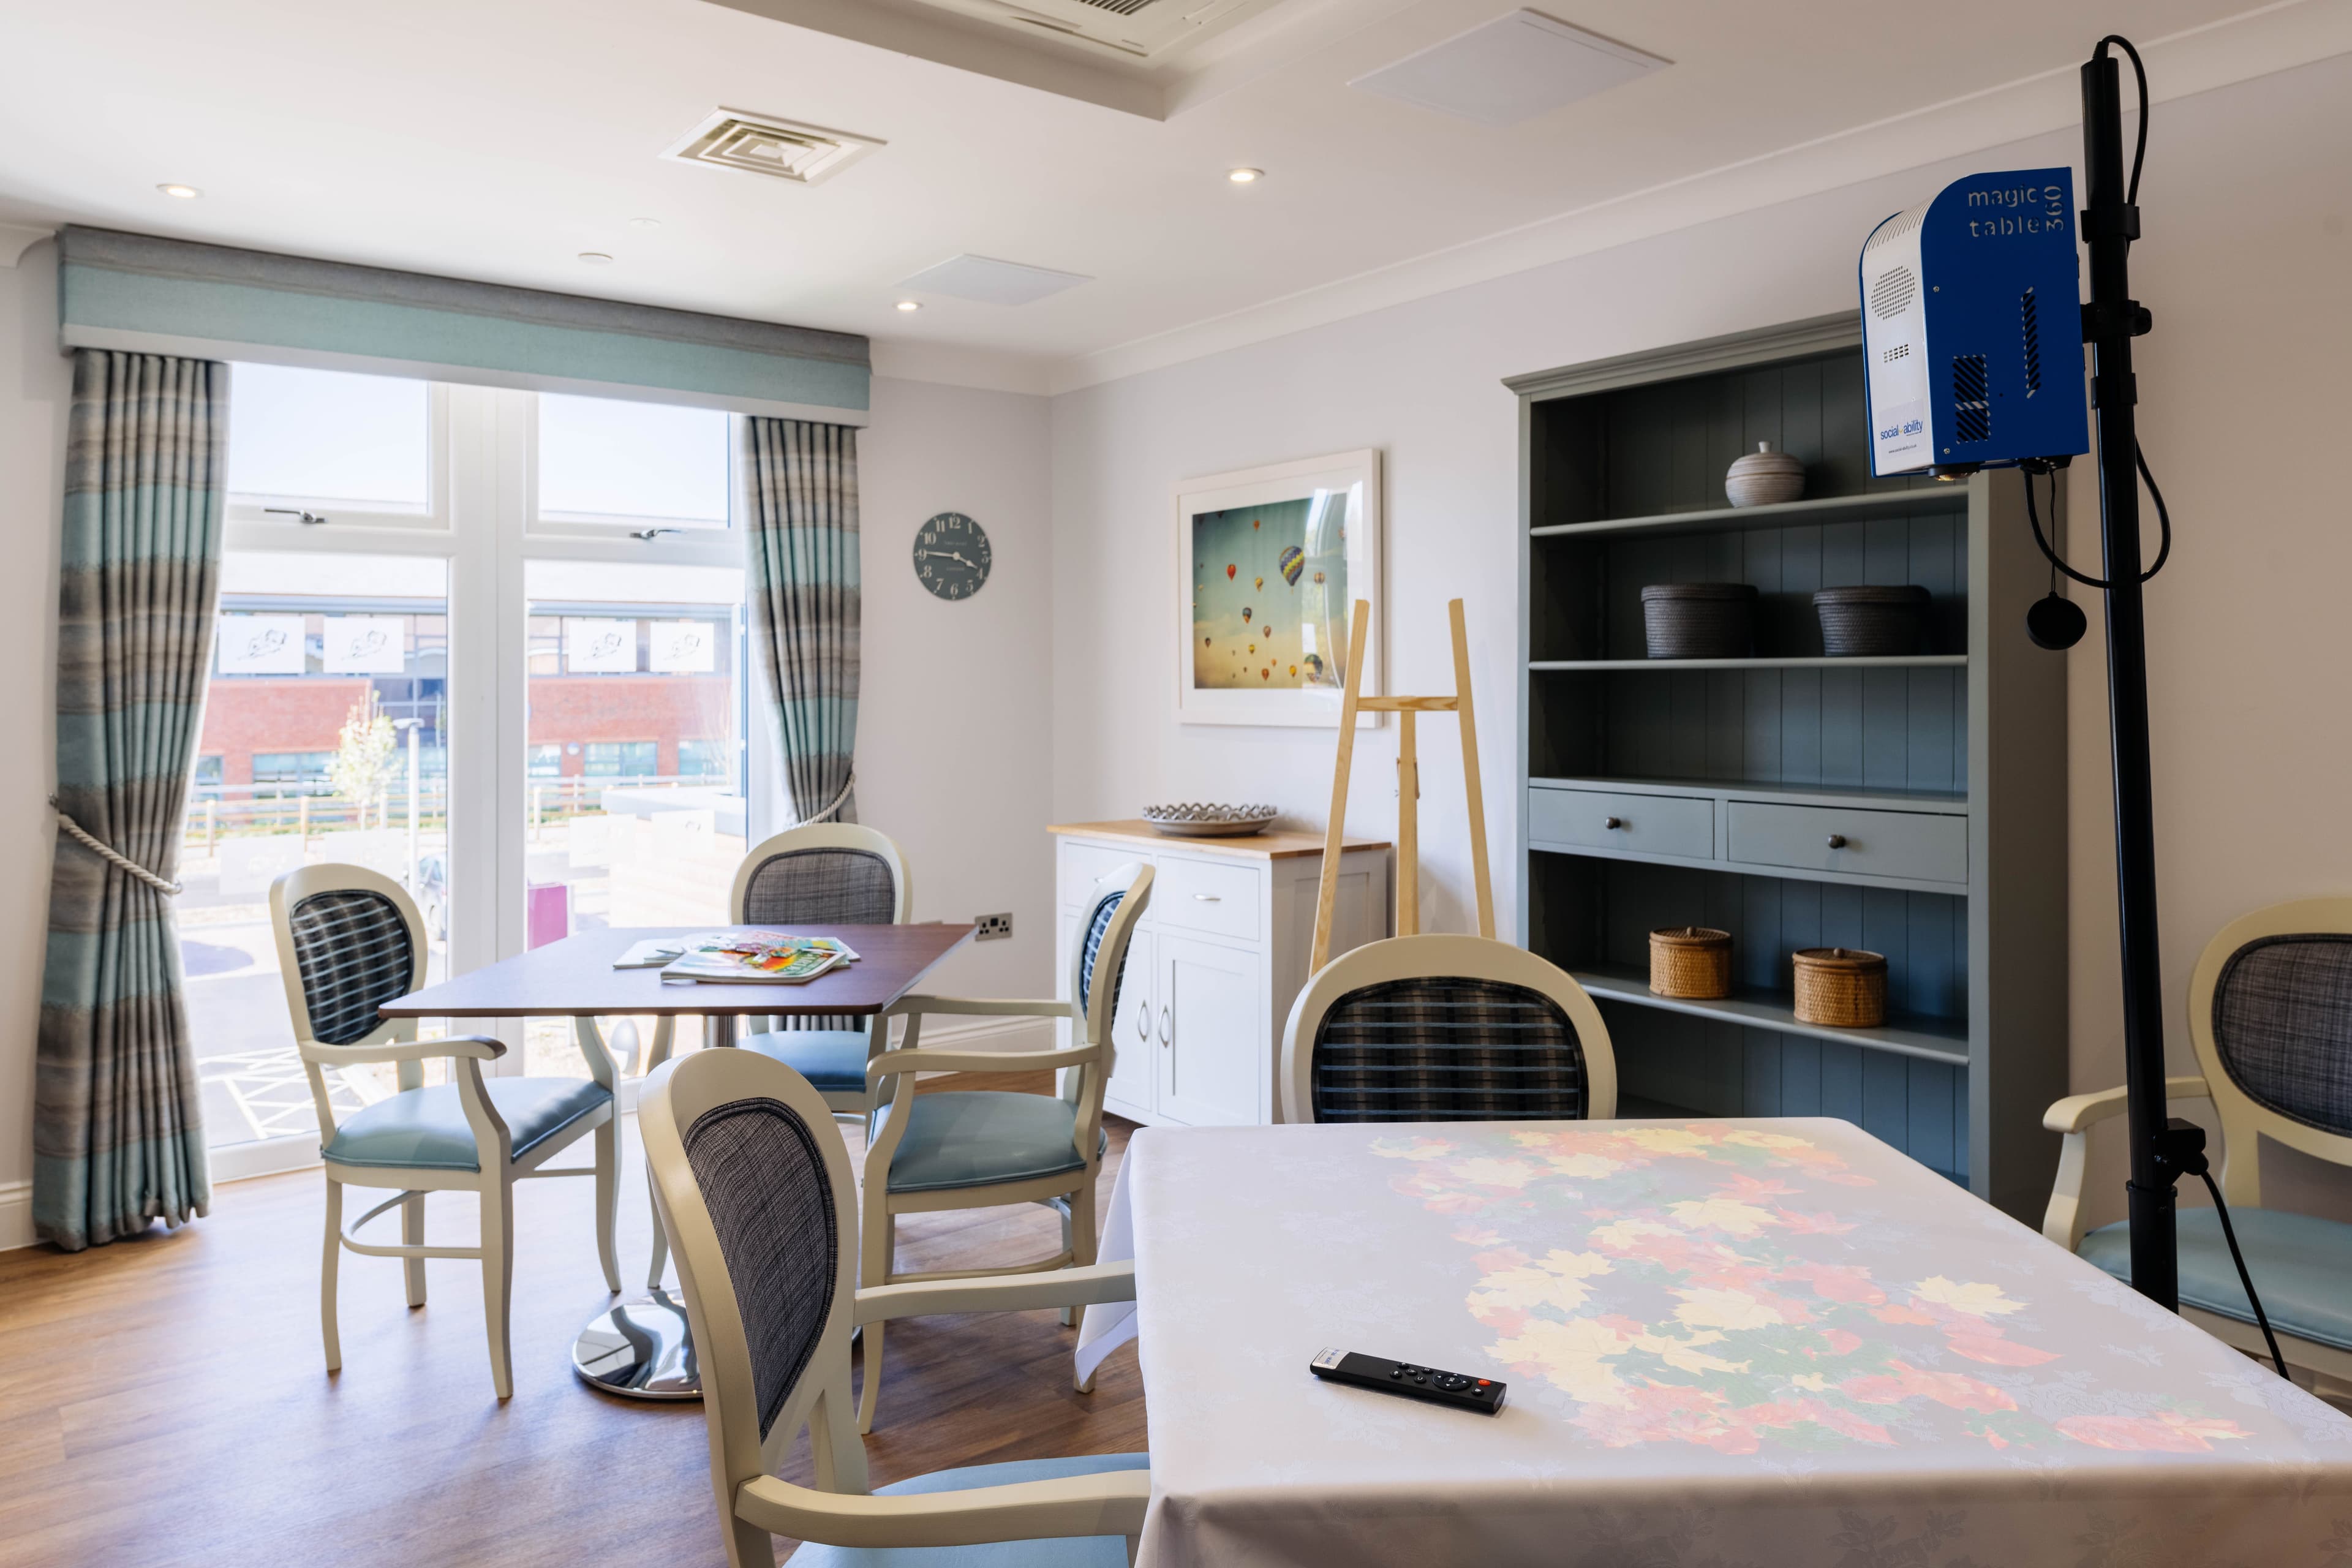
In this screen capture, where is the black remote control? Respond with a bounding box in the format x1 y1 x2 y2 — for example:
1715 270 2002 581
1309 1348 1506 1414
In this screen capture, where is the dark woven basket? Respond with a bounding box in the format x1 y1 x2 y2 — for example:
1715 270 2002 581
1814 585 1931 657
1640 582 1758 659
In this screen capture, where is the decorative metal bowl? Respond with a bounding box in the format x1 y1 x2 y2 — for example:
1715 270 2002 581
1141 803 1278 838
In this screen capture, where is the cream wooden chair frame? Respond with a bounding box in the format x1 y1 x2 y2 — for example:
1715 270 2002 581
269 862 620 1400
1278 932 1618 1125
639 1047 1148 1568
853 862 1153 1432
2042 896 2352 1393
638 822 913 1289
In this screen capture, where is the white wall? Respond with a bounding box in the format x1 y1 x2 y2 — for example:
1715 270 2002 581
0 241 69 1248
1051 53 2352 1230
856 373 1056 1011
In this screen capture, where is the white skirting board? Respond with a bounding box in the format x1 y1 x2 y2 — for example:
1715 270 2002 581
0 1179 31 1251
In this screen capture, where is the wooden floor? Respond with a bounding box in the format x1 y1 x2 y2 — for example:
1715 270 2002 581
0 1078 1144 1568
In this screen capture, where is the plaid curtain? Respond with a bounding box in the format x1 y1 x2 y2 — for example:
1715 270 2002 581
34 350 226 1250
741 418 859 824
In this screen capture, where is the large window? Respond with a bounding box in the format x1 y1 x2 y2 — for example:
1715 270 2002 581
184 550 453 1158
186 366 761 1167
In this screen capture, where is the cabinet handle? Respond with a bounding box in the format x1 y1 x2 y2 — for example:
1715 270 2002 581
1193 893 1221 902
1604 816 1625 830
1159 1005 1171 1047
1825 834 1849 849
1135 1003 1149 1040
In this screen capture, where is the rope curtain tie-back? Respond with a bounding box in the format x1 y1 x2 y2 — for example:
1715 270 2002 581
50 797 182 895
804 772 856 825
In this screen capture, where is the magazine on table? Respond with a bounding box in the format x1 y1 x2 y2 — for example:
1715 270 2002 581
643 932 865 985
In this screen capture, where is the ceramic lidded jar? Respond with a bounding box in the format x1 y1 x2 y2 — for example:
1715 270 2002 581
1724 441 1806 508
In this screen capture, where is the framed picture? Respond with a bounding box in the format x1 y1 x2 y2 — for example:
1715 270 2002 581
1175 449 1381 727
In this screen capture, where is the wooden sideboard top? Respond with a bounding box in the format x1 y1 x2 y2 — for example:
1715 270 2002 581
1049 819 1389 861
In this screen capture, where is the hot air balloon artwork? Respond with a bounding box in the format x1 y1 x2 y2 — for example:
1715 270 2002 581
1182 462 1366 712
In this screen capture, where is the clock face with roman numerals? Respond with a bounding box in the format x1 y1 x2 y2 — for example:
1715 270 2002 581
913 512 991 601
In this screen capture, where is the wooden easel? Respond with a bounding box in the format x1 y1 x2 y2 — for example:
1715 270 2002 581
1310 598 1494 972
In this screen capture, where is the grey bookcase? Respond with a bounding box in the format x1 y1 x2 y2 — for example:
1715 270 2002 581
1506 312 2069 1221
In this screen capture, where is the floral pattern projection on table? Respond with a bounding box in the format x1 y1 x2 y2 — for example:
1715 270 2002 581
1371 1124 2258 1457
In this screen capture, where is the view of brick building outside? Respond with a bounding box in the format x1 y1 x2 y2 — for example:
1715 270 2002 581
197 672 733 787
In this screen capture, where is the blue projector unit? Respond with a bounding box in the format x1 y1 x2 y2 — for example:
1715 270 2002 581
1860 167 2090 477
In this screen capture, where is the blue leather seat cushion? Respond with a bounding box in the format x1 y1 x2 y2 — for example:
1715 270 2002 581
2079 1204 2352 1351
740 1029 870 1091
323 1076 609 1172
879 1090 1106 1194
790 1453 1148 1567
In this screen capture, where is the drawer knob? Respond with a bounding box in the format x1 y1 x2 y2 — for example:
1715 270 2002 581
1825 833 1849 850
1604 816 1626 831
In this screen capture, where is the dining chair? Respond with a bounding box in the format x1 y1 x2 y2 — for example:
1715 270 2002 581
268 862 620 1400
639 1045 1149 1568
1276 933 1617 1125
853 862 1153 1432
2043 896 2352 1398
723 823 914 1115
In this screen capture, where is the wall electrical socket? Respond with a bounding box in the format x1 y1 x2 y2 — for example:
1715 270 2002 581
975 912 1013 941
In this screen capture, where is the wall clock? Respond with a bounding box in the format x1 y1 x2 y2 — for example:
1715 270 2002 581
913 512 992 601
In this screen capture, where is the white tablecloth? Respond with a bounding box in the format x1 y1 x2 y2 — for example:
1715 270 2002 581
1077 1118 2352 1567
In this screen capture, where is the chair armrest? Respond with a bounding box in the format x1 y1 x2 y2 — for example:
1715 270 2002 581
854 1261 1135 1324
867 1044 1099 1086
298 1034 507 1067
2043 1075 2210 1133
886 995 1078 1021
736 1466 1149 1548
2040 1075 2212 1251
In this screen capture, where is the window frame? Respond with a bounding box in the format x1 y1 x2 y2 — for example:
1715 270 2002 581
225 377 454 538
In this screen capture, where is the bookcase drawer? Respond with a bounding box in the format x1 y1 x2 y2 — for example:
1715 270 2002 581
1529 787 1714 862
1726 802 1968 884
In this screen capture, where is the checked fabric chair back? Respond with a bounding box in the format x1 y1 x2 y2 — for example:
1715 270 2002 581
1279 933 1616 1125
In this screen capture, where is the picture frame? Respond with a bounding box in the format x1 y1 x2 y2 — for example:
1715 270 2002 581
1175 448 1381 727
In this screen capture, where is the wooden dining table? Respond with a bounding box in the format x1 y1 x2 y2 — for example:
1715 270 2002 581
381 922 973 1400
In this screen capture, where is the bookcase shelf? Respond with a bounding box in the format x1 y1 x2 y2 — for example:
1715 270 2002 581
1531 655 1967 672
1507 312 2070 1218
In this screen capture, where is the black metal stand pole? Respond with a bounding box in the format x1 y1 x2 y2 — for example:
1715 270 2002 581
2079 45 2177 1311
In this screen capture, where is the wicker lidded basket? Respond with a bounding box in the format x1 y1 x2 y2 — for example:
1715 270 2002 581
1649 927 1732 1000
1814 585 1931 657
1640 582 1758 659
1792 948 1888 1027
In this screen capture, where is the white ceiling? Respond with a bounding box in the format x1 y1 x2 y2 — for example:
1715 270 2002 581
0 0 2343 394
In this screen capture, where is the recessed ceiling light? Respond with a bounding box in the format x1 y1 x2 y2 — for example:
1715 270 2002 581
895 300 922 312
628 217 662 230
1227 167 1263 184
157 183 201 199
578 252 614 265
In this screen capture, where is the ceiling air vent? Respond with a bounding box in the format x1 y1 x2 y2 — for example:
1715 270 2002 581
664 108 884 186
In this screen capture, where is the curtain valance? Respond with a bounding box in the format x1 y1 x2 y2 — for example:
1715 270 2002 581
57 226 869 423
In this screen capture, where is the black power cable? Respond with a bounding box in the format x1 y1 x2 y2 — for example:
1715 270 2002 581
2197 1172 2289 1377
2022 450 2171 589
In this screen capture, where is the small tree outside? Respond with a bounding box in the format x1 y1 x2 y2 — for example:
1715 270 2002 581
328 690 398 832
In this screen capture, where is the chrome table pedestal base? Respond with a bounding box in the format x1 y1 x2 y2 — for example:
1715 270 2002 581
572 1290 700 1400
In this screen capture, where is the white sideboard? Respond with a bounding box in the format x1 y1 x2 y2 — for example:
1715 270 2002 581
1051 820 1390 1128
